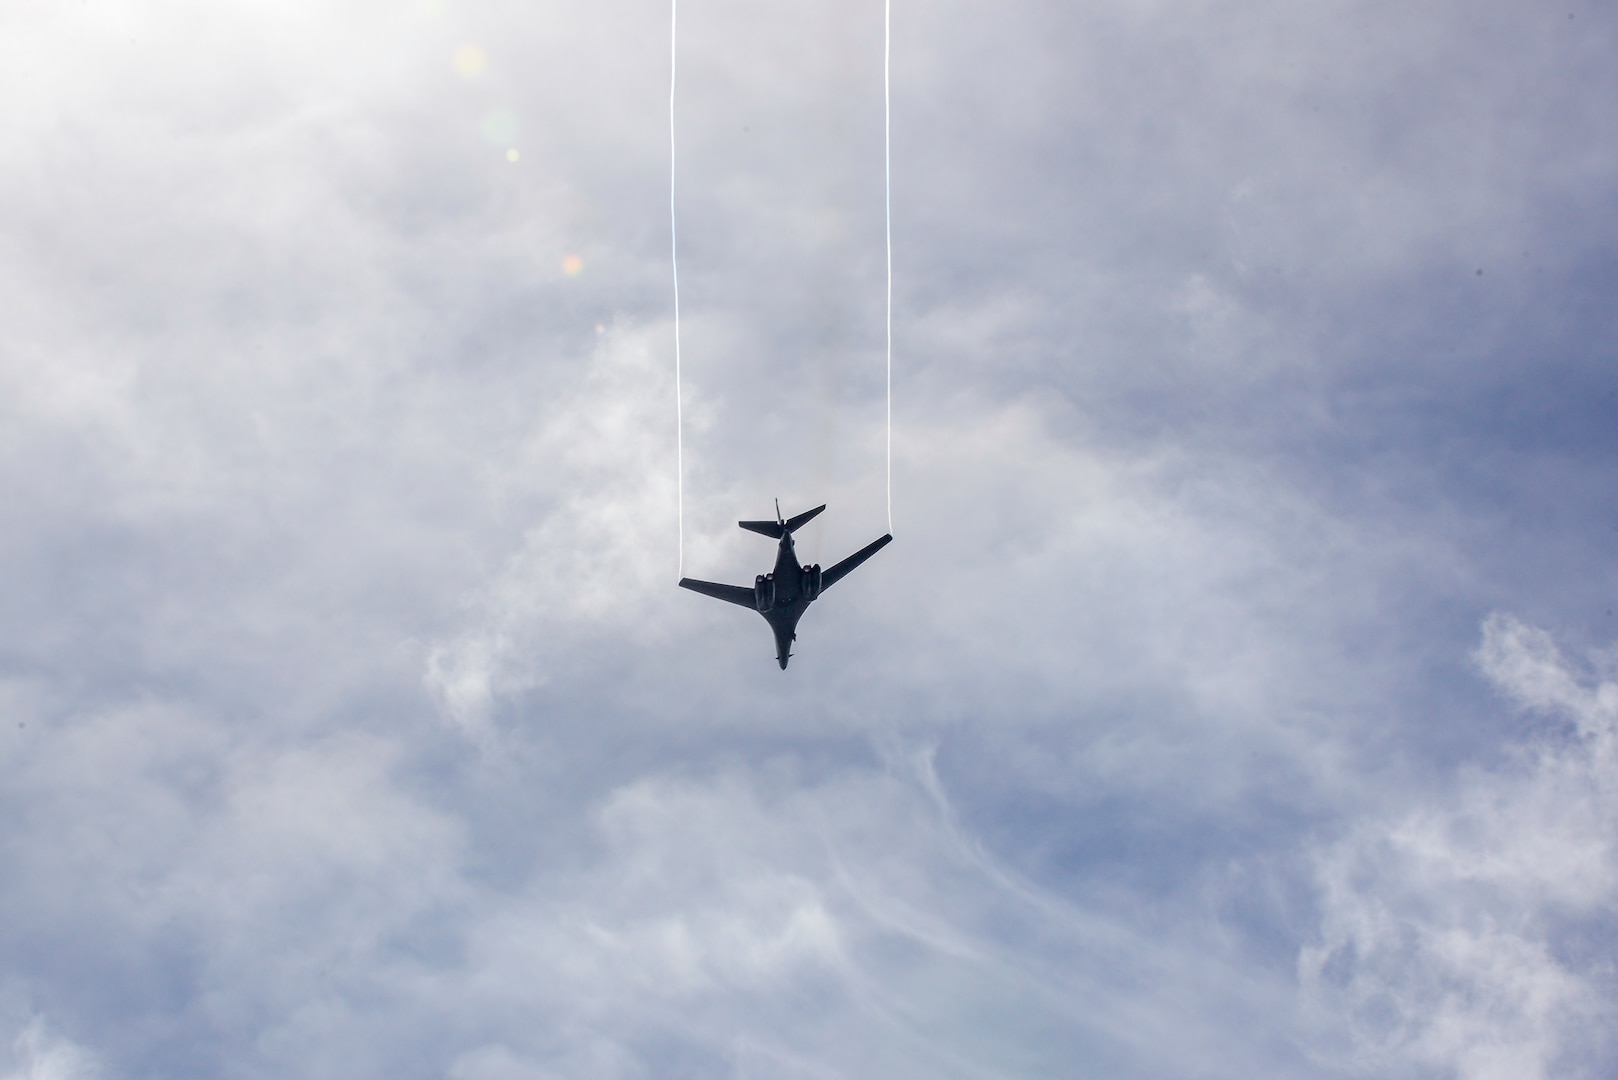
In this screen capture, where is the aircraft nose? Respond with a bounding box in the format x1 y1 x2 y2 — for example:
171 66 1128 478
777 655 789 670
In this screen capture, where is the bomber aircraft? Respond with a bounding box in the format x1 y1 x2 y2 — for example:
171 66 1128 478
679 502 892 669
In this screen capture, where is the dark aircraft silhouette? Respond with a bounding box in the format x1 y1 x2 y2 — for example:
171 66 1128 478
679 502 892 669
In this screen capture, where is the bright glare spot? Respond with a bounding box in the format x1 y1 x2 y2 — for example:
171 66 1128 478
562 255 584 276
453 45 485 77
595 323 605 334
506 148 520 163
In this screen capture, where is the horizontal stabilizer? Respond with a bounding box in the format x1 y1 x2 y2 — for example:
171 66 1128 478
738 503 826 538
679 577 756 609
821 533 893 591
783 504 826 533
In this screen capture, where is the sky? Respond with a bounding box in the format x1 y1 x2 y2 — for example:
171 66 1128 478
3 1 1618 1077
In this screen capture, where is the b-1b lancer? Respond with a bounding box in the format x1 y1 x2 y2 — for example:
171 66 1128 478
679 502 892 669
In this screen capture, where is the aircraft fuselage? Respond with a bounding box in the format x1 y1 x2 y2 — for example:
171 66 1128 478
761 532 808 669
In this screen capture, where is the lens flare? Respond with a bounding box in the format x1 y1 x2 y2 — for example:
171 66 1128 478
452 45 485 77
506 148 520 163
562 255 583 276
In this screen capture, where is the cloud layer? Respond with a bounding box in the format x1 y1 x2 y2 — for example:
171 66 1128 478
3 1 1616 1077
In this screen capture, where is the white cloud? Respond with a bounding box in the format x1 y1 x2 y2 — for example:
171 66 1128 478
422 320 680 737
2 1018 98 1080
1302 614 1618 1079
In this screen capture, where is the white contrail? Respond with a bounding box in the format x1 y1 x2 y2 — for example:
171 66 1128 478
885 0 893 535
671 0 684 579
671 1 892 551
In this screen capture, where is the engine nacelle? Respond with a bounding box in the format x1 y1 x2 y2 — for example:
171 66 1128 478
754 573 776 613
801 564 822 602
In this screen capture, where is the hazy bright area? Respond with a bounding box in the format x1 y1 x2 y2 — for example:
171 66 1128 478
3 2 1617 1078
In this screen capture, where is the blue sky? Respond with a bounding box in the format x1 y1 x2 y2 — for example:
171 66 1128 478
3 1 1617 1077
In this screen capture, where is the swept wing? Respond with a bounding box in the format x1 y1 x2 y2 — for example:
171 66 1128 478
678 577 755 609
820 533 893 591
